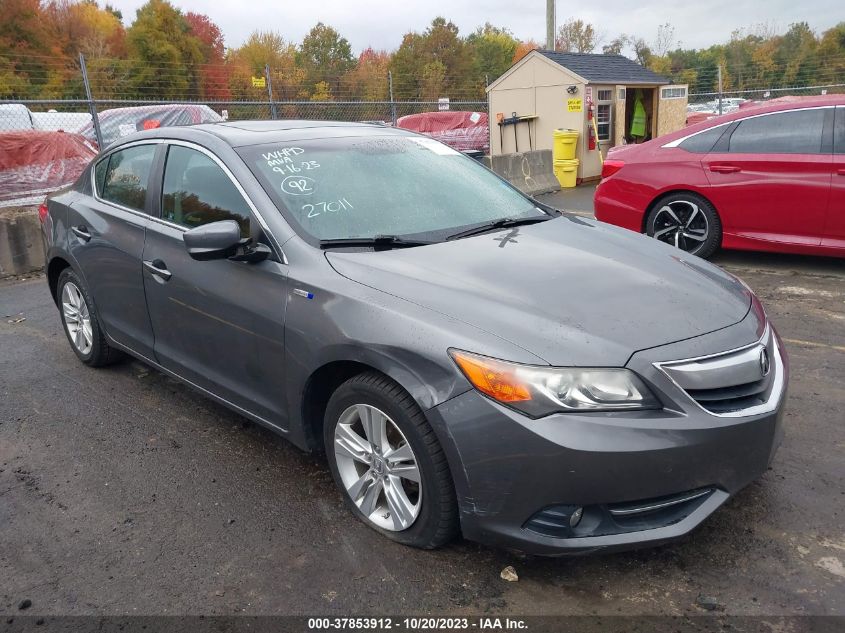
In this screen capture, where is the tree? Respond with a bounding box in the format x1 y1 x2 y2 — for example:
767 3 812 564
185 12 229 99
228 30 302 100
602 35 628 56
512 39 540 64
555 19 598 53
389 17 476 99
125 0 203 99
466 23 518 84
298 22 354 97
0 0 67 97
341 47 389 100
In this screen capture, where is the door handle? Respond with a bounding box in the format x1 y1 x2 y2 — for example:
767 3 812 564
143 259 172 281
709 165 740 174
71 225 92 242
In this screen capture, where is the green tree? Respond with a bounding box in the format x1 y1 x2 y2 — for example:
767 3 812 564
298 22 354 98
228 30 302 100
125 0 203 99
390 17 476 99
466 23 518 85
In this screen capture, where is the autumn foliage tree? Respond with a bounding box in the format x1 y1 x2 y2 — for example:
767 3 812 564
185 12 229 99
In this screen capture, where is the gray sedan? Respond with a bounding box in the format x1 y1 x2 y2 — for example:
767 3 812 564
41 121 787 555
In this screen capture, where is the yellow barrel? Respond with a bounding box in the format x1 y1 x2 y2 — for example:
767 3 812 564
553 128 579 160
553 158 579 188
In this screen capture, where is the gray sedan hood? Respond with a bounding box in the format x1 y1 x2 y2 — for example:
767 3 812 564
326 216 751 366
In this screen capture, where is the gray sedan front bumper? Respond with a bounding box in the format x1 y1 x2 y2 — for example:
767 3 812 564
428 322 787 556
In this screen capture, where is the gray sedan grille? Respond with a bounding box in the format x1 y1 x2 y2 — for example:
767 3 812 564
655 326 784 417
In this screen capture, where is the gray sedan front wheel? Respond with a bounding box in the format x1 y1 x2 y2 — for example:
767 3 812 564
324 372 459 548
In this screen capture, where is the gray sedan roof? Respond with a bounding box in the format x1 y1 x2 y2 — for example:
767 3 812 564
192 120 413 147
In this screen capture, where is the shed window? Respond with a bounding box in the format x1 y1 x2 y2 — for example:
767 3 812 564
661 86 687 99
597 89 613 102
596 104 612 142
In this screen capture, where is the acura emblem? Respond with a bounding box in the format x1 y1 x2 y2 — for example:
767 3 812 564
759 348 771 377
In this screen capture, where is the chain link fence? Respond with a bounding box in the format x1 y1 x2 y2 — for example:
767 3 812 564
687 83 845 118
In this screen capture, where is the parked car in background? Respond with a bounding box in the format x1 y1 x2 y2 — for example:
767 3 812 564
42 121 787 555
77 104 222 148
33 110 92 132
0 130 96 205
0 103 35 131
596 95 845 258
396 111 489 152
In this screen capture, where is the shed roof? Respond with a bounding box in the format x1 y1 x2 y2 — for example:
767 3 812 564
537 51 670 85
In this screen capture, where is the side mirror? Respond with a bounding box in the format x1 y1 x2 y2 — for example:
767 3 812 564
183 220 241 261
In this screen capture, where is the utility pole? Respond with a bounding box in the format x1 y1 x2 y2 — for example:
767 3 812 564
265 64 277 120
546 0 555 50
388 70 396 125
717 64 723 115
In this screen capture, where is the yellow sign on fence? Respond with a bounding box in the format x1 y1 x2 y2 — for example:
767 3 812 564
567 98 582 112
251 76 266 89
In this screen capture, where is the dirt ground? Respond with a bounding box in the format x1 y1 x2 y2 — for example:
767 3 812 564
1 214 843 619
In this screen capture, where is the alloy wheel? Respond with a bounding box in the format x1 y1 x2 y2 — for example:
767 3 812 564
652 200 709 254
333 404 422 531
62 282 93 355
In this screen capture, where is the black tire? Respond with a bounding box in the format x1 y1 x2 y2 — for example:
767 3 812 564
56 268 124 367
323 372 459 549
646 192 722 259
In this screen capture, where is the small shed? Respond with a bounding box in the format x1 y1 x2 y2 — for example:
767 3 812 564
486 50 688 181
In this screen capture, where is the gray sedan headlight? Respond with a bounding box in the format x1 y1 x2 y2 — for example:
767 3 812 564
450 349 660 417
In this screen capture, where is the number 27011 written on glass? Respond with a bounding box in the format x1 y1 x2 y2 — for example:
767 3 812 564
304 198 354 218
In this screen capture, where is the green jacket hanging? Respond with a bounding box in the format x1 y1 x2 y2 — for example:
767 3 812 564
630 91 647 138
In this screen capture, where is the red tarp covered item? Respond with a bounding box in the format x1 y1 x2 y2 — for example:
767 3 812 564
0 130 96 204
396 111 489 152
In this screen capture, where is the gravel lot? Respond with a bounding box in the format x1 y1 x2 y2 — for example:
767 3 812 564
1 205 843 618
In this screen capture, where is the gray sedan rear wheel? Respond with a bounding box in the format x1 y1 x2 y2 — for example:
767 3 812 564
57 268 123 367
324 372 459 548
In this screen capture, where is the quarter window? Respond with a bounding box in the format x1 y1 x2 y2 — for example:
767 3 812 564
161 145 251 236
678 124 729 153
728 109 826 154
98 144 157 212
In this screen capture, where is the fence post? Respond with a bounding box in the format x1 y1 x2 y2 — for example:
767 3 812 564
265 64 277 120
388 71 396 125
717 64 723 115
79 53 103 149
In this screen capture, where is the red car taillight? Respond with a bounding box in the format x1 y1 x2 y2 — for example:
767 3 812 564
38 201 49 223
601 159 625 179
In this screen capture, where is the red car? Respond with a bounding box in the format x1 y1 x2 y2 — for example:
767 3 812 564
595 95 845 258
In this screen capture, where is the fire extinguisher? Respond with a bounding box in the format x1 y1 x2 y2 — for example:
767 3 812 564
587 104 596 151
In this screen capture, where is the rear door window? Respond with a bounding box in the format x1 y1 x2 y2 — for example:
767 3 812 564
835 107 845 154
161 145 251 237
727 109 826 154
98 144 157 212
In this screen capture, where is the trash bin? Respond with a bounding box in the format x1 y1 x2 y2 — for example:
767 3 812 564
553 158 579 188
553 129 579 161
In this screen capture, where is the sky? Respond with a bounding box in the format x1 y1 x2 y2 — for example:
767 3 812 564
107 0 843 54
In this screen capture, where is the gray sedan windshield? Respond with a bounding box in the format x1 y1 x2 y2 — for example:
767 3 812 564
240 135 542 241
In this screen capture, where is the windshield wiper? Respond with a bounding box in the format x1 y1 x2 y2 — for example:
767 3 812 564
319 235 435 250
445 215 553 241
